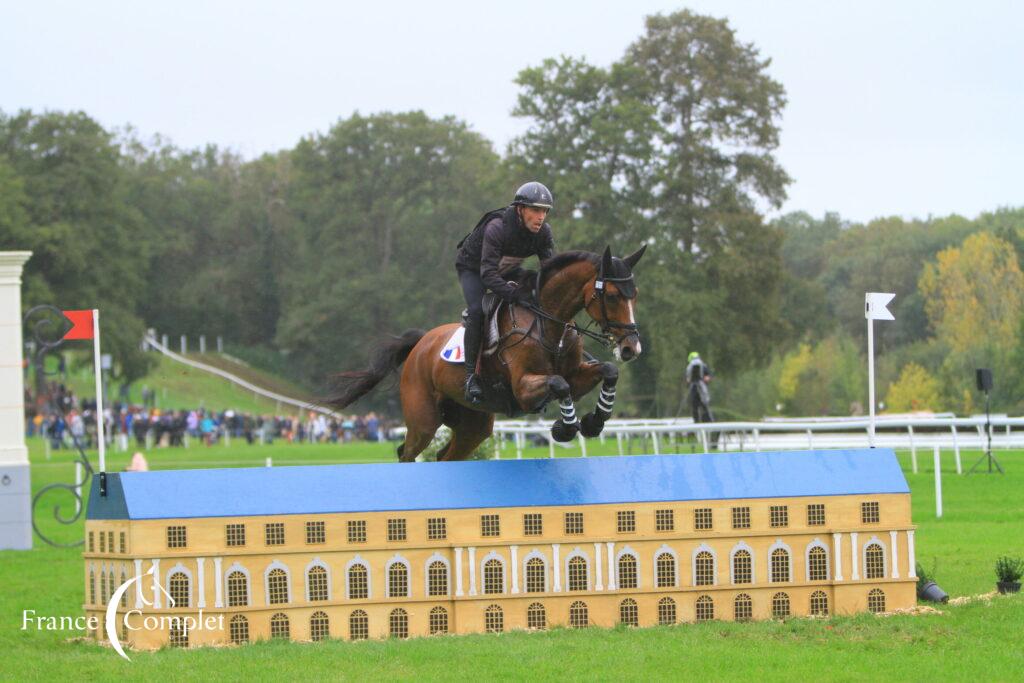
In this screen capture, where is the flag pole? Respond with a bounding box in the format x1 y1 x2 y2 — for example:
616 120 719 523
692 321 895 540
867 315 876 448
92 309 106 474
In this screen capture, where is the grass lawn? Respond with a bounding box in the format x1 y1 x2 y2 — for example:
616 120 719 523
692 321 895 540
4 437 1023 680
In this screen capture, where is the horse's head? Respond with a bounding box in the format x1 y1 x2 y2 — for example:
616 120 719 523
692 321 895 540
583 245 647 362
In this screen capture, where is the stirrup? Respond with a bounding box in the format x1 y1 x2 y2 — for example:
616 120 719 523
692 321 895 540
464 373 485 404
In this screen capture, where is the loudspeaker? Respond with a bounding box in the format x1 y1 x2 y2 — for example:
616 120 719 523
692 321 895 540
976 368 993 392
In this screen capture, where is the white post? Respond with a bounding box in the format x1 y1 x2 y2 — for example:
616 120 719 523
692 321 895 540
92 310 106 473
594 542 603 590
908 426 916 471
213 557 223 608
552 544 562 592
889 531 899 579
606 542 616 590
161 333 168 350
548 437 555 459
151 558 161 608
199 335 206 354
951 426 962 474
867 315 876 447
265 457 272 467
468 547 477 596
455 547 464 597
832 532 844 581
850 532 859 580
134 558 144 608
934 445 943 518
516 433 523 460
196 557 206 608
651 431 660 455
510 545 520 594
180 335 186 354
579 432 587 457
907 531 917 578
216 336 223 353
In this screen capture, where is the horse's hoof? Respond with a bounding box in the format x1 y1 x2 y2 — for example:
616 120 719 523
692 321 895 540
579 413 605 438
551 419 579 443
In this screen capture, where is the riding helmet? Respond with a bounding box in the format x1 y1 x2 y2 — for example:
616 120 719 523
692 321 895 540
512 182 554 210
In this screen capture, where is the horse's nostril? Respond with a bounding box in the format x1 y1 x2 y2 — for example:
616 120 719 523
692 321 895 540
621 347 634 361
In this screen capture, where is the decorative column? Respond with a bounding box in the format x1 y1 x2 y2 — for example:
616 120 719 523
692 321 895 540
889 531 900 579
510 545 520 594
594 543 604 590
907 530 917 578
0 252 32 550
552 544 562 592
832 533 843 581
850 532 859 580
606 542 616 590
196 557 207 608
455 547 464 597
134 558 144 608
468 547 477 596
151 558 162 608
213 557 224 608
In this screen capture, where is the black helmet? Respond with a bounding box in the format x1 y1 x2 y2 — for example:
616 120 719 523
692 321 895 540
512 181 554 210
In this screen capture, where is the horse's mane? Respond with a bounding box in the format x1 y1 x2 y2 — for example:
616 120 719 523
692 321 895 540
535 251 599 292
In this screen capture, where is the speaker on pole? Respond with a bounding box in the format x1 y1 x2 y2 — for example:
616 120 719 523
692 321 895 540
976 368 993 392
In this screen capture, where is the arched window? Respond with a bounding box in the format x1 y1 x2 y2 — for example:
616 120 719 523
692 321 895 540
618 554 638 589
169 572 190 608
808 546 828 581
732 549 752 584
734 593 753 621
307 565 329 602
484 558 504 594
429 606 448 635
227 571 249 607
569 600 588 628
428 561 448 597
657 597 676 625
696 595 714 622
120 569 128 608
810 590 829 616
229 615 249 644
390 608 409 638
388 562 409 598
267 568 289 604
348 563 369 599
349 610 368 640
568 556 588 592
108 570 115 604
694 551 715 586
89 568 96 605
270 612 290 639
771 592 790 618
485 604 504 633
656 553 676 588
619 598 638 626
868 588 886 613
525 557 546 593
169 617 188 648
770 548 790 583
310 611 329 641
527 602 547 630
865 544 885 579
100 571 107 604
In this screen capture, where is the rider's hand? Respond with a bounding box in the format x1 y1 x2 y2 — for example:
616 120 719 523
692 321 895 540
509 283 533 305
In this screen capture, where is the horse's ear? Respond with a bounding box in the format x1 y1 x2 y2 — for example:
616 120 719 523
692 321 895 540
600 246 613 278
623 244 647 269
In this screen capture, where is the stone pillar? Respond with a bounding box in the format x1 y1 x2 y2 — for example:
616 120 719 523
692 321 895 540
196 557 207 608
889 531 900 579
468 547 477 596
213 557 224 608
455 547 464 597
594 543 604 590
832 533 843 581
606 542 616 590
907 530 917 578
850 532 859 580
134 558 144 608
552 544 562 592
151 558 162 608
0 252 32 550
510 545 520 594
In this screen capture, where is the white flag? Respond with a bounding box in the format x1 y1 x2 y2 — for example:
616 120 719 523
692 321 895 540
865 292 895 321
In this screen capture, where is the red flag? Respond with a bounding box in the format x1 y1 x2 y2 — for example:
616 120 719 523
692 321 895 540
62 310 94 340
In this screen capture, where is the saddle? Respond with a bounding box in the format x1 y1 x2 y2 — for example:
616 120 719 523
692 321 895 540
463 292 505 357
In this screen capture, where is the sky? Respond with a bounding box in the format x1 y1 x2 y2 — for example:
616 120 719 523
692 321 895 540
2 0 1022 223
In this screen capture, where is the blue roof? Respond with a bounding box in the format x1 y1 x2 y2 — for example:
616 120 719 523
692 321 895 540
86 449 909 521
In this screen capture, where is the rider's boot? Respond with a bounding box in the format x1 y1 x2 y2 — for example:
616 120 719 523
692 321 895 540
463 312 485 405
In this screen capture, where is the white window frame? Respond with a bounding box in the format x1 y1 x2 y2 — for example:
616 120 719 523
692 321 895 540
423 553 451 597
264 560 292 605
653 544 679 588
768 539 793 583
729 541 756 584
385 554 411 598
164 562 194 608
691 543 718 587
344 555 372 600
304 557 332 602
224 562 252 607
805 538 831 582
564 547 591 592
522 550 549 593
615 546 641 589
862 536 888 580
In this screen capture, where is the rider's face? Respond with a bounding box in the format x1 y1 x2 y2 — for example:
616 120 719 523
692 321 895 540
519 206 548 233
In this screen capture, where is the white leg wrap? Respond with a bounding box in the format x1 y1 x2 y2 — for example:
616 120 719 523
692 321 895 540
559 398 578 425
597 385 616 416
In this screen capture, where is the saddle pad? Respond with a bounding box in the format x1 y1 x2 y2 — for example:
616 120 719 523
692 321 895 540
440 327 466 363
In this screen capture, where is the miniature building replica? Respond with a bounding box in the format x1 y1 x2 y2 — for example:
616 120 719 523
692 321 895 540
84 449 917 649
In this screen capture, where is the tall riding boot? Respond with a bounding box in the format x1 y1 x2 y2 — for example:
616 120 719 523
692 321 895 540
463 313 485 404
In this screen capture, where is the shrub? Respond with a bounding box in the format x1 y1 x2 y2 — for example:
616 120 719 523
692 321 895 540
995 556 1024 583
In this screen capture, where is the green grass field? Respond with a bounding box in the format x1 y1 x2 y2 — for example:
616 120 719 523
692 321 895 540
4 438 1023 681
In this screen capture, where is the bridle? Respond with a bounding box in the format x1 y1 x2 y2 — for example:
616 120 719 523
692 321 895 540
586 272 640 345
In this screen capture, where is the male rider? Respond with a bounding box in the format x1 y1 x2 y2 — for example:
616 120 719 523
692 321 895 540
455 182 556 404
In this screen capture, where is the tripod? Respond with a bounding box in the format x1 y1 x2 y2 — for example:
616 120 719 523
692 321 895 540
969 388 1004 474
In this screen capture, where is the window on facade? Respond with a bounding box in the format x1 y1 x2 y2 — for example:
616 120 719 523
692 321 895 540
428 561 448 596
89 570 96 604
809 547 828 581
484 559 504 594
100 571 107 604
770 548 790 583
524 513 543 536
862 501 880 524
770 505 788 528
388 563 409 598
694 508 713 530
169 572 190 607
657 597 676 625
310 611 330 641
307 566 328 601
429 606 448 635
267 568 289 604
100 531 106 553
733 550 752 584
229 615 249 644
88 531 94 552
387 518 407 542
349 610 368 640
227 571 248 607
696 595 714 622
390 608 409 638
481 514 500 537
525 557 546 593
347 520 367 543
348 564 369 599
732 506 751 529
569 601 588 628
265 522 285 546
568 556 588 591
270 612 290 639
655 508 674 532
226 523 245 547
108 531 114 553
734 593 753 621
169 617 188 648
771 592 790 618
428 517 447 540
167 525 186 549
484 604 504 633
527 602 547 629
306 521 326 544
695 551 715 586
619 598 638 626
119 532 126 554
617 510 636 533
810 590 829 616
120 570 128 608
868 588 886 613
564 512 584 535
656 553 676 588
865 544 885 579
108 570 115 603
618 554 638 589
807 503 826 526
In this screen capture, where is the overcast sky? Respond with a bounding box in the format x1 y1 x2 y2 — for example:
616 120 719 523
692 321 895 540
2 1 1022 223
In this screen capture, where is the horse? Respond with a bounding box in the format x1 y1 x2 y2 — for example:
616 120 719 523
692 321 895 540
324 245 646 461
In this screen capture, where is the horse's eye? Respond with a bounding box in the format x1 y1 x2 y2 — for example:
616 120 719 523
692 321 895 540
606 294 619 303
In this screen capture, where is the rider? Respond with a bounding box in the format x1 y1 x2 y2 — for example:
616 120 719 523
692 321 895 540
455 182 556 404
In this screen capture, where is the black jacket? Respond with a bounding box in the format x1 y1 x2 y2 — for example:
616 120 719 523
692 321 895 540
455 206 555 299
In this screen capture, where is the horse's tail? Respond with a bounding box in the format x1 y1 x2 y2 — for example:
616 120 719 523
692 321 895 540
321 329 426 411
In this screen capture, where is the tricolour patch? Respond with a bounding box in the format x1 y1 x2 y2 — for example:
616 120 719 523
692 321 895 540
440 327 466 363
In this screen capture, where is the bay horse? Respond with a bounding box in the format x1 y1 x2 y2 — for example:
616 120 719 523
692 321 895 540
324 245 646 461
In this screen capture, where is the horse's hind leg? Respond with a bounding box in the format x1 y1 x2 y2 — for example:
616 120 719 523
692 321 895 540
398 389 442 463
438 406 494 461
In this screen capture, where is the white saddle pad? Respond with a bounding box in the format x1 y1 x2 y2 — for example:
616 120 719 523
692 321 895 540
440 327 466 363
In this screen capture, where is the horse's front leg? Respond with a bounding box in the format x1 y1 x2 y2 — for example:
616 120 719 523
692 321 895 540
513 372 580 443
567 360 618 438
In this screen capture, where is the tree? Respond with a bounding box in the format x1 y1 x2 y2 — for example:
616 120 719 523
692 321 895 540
886 363 942 413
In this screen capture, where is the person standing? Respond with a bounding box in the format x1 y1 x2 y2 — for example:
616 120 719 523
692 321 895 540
686 351 717 447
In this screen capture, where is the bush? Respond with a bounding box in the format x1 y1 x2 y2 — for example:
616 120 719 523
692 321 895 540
995 556 1024 583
